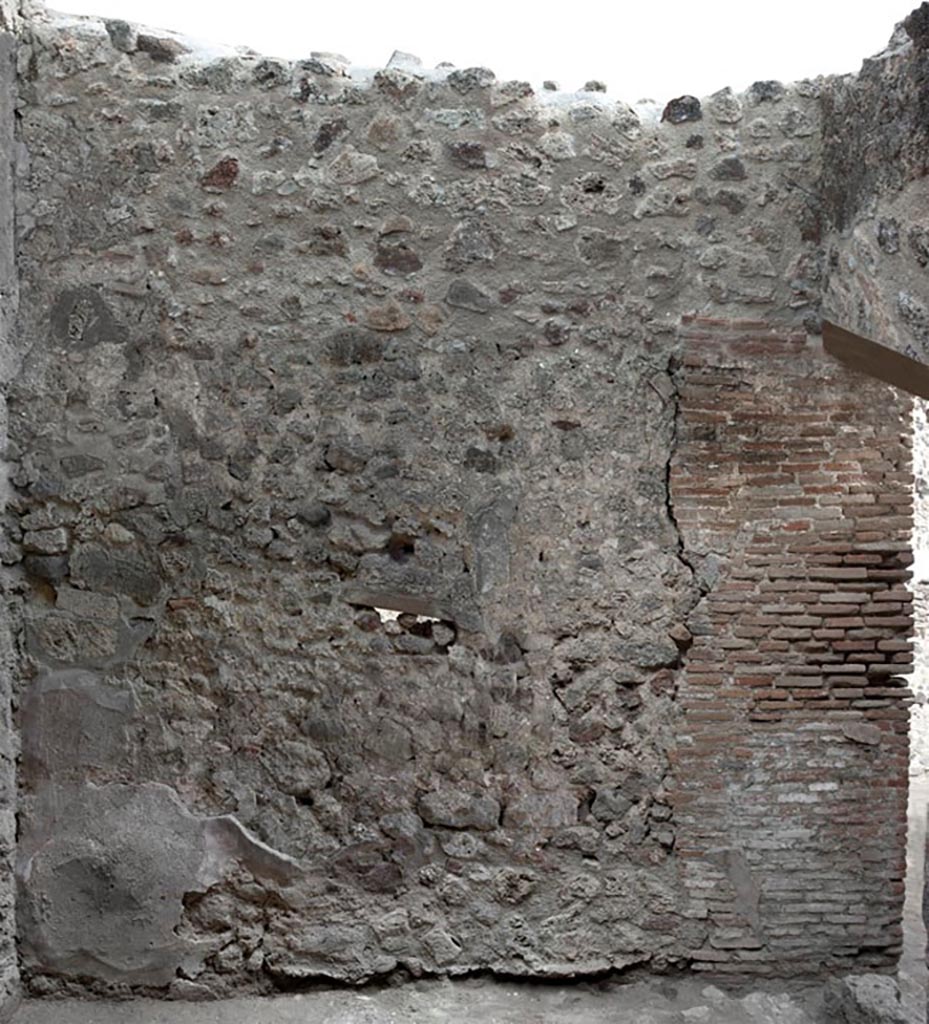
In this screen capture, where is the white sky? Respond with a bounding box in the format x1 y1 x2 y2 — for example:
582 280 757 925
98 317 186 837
53 0 914 102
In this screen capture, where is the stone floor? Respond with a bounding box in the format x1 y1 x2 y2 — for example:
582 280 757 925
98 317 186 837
8 977 830 1024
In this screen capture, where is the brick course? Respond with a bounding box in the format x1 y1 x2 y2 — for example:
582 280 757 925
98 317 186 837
670 316 914 975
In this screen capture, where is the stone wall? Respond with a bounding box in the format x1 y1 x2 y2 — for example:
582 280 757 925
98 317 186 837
820 7 929 361
0 1 20 1014
1 0 923 1001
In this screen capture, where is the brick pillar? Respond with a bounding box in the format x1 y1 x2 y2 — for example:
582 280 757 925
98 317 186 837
670 316 913 977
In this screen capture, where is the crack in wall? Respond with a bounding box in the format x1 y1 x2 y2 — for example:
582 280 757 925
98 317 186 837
664 353 708 614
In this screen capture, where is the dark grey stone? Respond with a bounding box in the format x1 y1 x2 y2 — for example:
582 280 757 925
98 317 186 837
374 240 423 276
710 157 747 181
749 80 786 103
591 787 633 822
446 140 487 169
69 544 163 607
50 288 122 350
904 3 929 49
104 19 137 53
446 67 495 93
661 96 702 124
326 327 383 365
445 279 492 312
877 218 900 254
909 224 929 266
136 33 189 63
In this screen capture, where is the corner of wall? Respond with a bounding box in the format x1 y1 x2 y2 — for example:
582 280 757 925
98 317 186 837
0 12 19 1019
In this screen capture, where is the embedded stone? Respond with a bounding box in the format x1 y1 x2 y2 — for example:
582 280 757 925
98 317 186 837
387 50 422 70
591 787 633 821
909 225 929 267
23 527 68 555
200 157 239 191
503 791 578 830
416 304 444 335
418 789 501 830
446 67 495 93
577 228 626 264
823 974 907 1023
898 290 929 345
749 80 786 103
538 131 576 160
713 189 747 214
297 224 347 257
463 447 497 473
445 279 492 313
60 453 105 478
23 555 70 585
709 86 742 123
444 218 502 271
493 868 536 904
661 96 702 124
50 288 122 349
710 157 747 181
136 33 189 63
253 58 289 88
367 114 404 150
877 218 900 254
327 147 379 185
313 118 349 155
841 723 882 746
69 543 162 607
378 214 414 236
266 740 331 796
104 19 137 53
905 4 929 48
365 299 412 332
374 239 423 275
650 158 697 180
490 80 533 107
446 140 488 169
373 68 422 104
422 926 462 965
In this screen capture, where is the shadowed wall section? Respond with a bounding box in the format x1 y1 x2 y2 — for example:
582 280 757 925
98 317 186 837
0 0 20 1012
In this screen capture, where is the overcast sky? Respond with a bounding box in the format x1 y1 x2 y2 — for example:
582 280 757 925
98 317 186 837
53 1 914 102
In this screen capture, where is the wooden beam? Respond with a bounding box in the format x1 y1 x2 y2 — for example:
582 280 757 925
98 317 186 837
822 320 929 400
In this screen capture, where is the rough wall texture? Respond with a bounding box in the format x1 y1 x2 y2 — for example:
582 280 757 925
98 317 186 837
821 10 929 360
0 5 20 1015
1 0 923 1001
